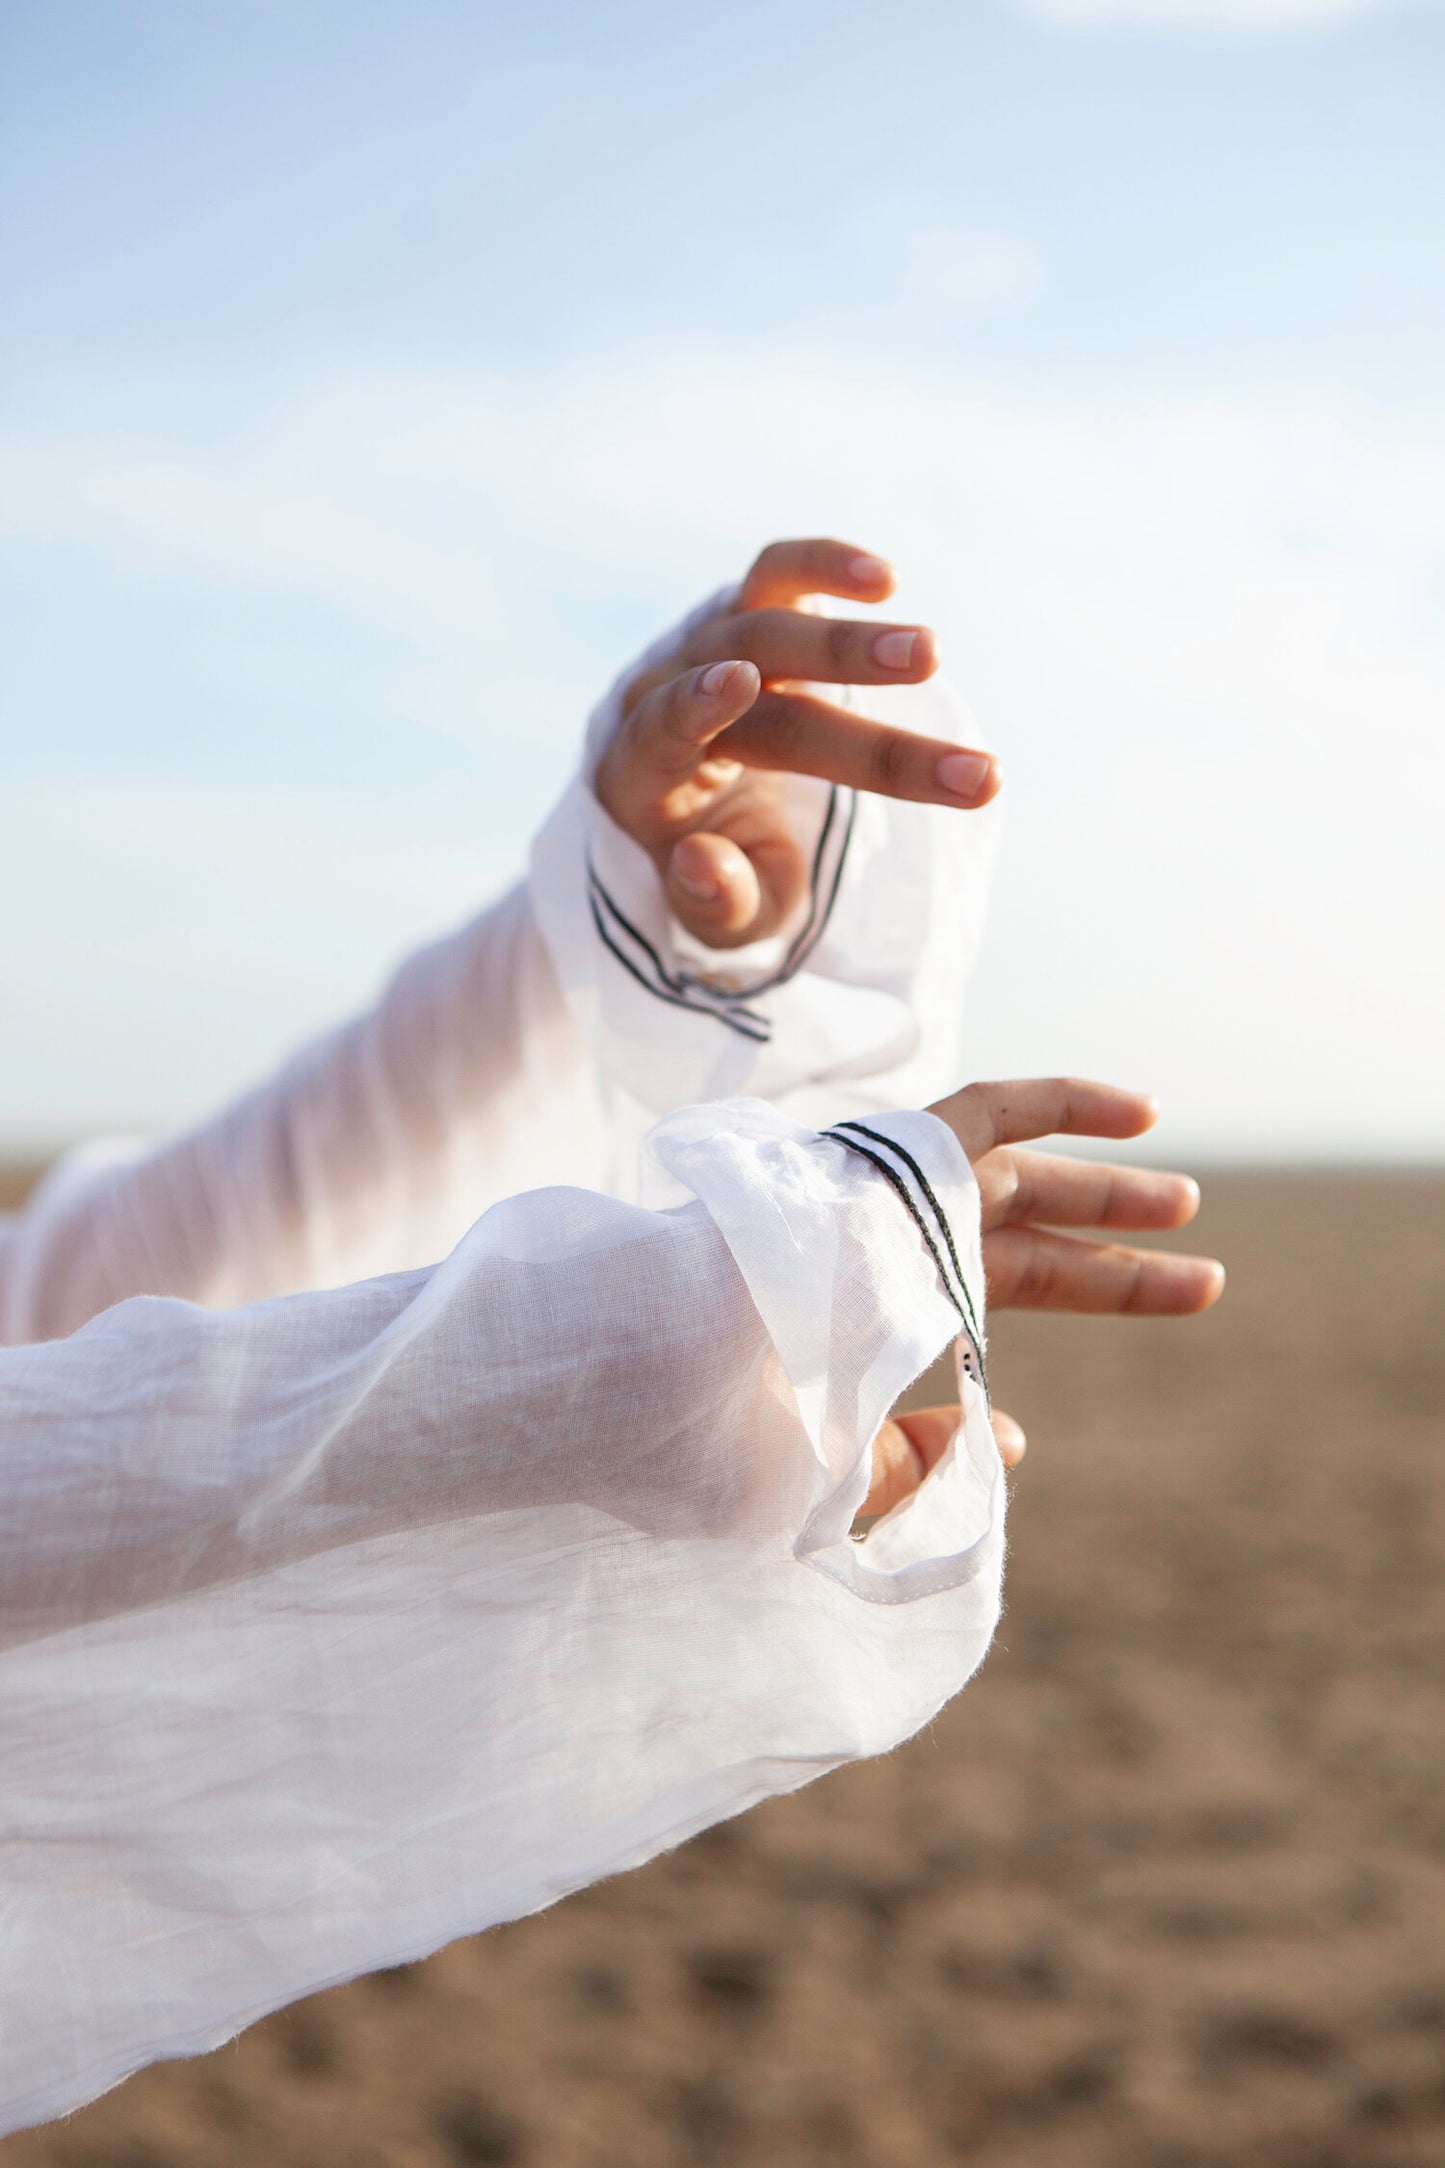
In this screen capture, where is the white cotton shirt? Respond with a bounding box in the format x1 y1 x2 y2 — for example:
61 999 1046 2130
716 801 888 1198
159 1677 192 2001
0 594 1005 2133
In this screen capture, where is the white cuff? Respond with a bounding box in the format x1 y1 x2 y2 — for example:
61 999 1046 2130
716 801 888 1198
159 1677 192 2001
530 587 1003 1118
650 1101 1000 1607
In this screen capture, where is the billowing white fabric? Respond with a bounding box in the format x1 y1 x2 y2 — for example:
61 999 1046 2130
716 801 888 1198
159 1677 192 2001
0 592 1005 2133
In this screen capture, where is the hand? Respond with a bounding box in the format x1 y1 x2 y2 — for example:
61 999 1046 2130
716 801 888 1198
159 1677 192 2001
859 1080 1224 1519
593 537 1001 949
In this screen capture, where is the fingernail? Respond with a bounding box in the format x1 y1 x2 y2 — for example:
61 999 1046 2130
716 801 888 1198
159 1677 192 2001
700 660 740 695
673 868 722 901
848 552 892 587
873 629 917 671
935 750 994 802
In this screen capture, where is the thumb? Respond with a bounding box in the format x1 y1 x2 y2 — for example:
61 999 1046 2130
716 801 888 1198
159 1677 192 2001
666 832 764 944
859 1402 1026 1525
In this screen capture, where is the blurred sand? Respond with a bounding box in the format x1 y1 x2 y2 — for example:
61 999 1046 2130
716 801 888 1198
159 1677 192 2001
0 1165 46 1214
3 1171 1444 2168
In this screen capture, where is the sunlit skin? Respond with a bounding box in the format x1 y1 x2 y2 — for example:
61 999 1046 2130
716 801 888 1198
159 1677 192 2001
862 1079 1225 1518
595 535 1000 947
601 541 1224 1513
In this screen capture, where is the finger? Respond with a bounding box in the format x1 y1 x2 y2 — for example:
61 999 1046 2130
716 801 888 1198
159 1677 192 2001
668 827 808 947
929 1078 1162 1162
688 607 940 689
631 659 762 771
715 688 1000 809
991 1407 1028 1467
895 1401 1025 1469
976 1149 1201 1234
861 1415 927 1519
861 1404 956 1520
983 1226 1226 1314
596 661 761 829
860 1402 1027 1521
739 537 897 610
666 831 765 942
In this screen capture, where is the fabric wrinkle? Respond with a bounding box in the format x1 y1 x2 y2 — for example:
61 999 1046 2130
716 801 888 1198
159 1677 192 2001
0 583 1006 2135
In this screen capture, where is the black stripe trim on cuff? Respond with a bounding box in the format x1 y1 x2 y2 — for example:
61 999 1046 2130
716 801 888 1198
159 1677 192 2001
740 785 857 997
832 1119 985 1355
589 865 769 1024
587 890 772 1043
824 1123 989 1402
585 783 857 1040
587 871 772 1042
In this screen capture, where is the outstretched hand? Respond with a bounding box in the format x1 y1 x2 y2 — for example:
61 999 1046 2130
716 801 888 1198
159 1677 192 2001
594 537 1001 949
860 1081 1224 1520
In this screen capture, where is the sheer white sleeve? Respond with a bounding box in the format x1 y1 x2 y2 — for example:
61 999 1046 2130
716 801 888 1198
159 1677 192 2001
0 1102 1002 2136
0 885 617 1343
0 587 999 1344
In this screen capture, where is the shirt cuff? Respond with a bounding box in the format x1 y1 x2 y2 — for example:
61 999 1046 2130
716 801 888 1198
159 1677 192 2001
529 588 1003 1121
646 1100 1003 1611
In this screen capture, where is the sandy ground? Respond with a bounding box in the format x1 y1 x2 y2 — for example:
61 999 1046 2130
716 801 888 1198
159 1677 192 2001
3 1170 1443 2167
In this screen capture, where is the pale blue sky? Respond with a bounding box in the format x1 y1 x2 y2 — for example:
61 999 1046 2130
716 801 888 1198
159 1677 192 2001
2 0 1442 1155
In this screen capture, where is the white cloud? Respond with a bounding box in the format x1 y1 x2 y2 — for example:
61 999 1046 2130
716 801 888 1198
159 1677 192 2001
1016 0 1438 33
1 348 1442 1155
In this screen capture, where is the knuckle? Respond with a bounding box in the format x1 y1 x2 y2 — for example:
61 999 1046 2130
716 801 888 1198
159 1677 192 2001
1017 1247 1056 1305
959 1081 990 1120
711 611 752 660
739 544 789 607
662 670 701 741
868 728 911 795
824 616 854 671
752 690 802 760
629 671 692 762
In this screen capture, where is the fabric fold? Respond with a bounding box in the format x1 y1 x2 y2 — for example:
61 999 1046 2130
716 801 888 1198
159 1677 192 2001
0 1102 1001 2135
